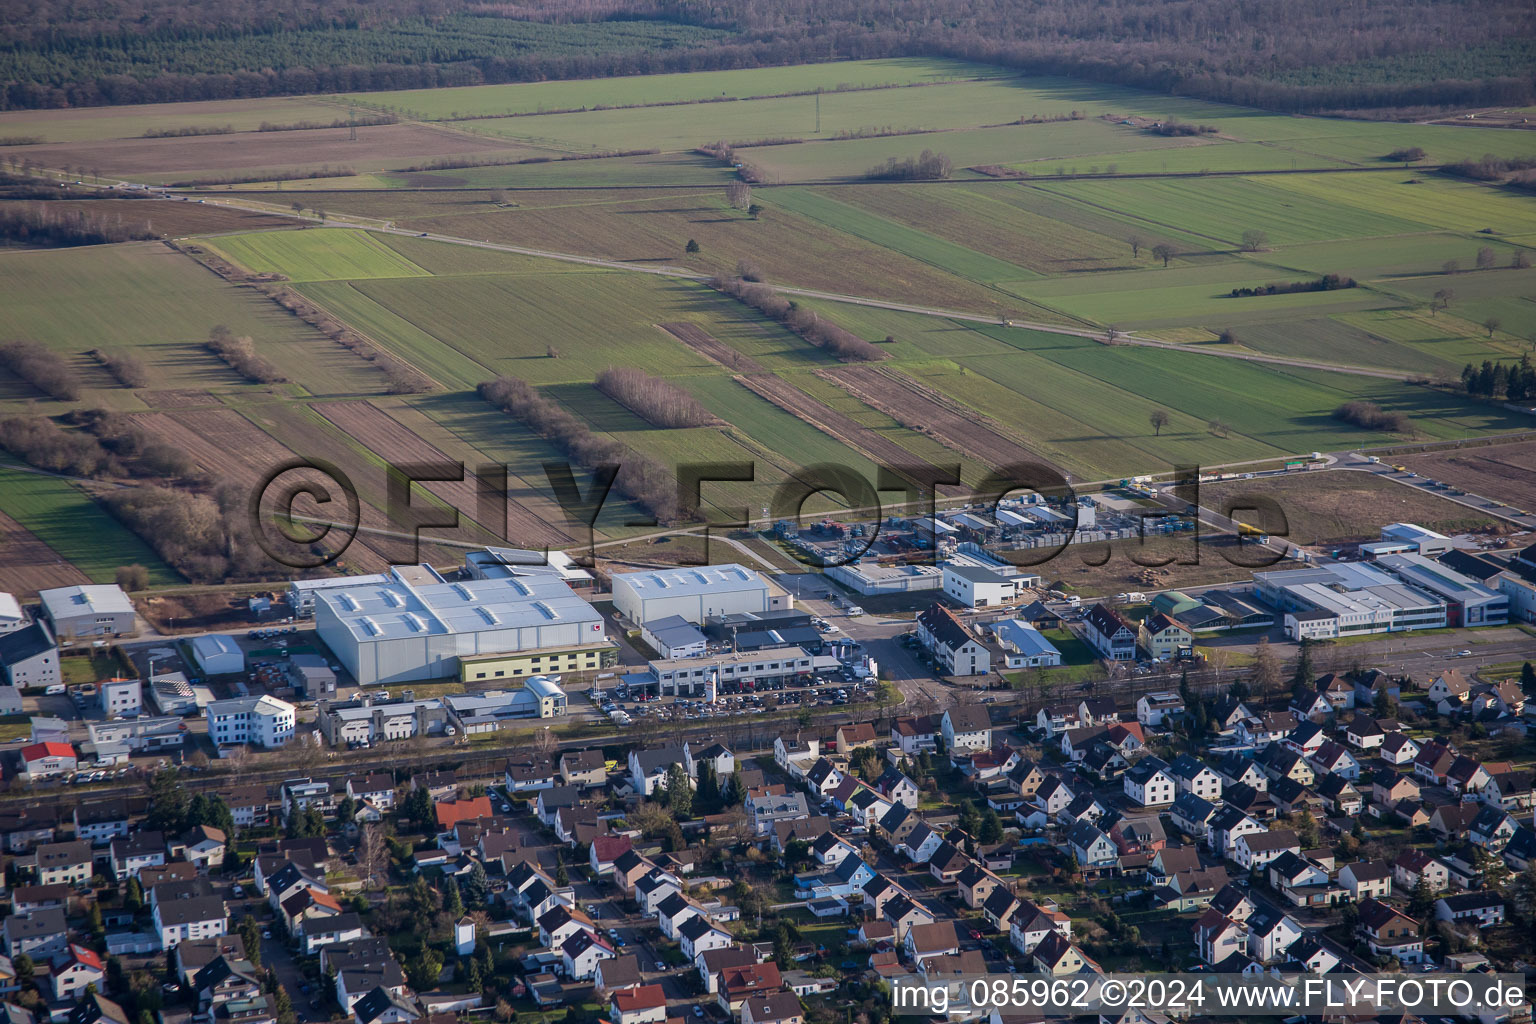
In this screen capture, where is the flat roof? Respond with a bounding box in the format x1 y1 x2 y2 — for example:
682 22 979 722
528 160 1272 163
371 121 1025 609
1374 553 1502 603
613 564 767 598
315 572 600 642
38 584 133 617
943 563 1011 585
1256 562 1440 616
290 574 390 593
831 562 941 582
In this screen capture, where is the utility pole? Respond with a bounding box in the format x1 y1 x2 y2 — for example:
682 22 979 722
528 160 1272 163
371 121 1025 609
815 89 821 134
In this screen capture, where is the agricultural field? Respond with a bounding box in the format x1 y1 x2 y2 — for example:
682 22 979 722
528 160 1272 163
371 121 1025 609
0 466 180 587
1400 440 1536 513
207 229 431 282
2 57 1534 592
0 241 383 413
1202 470 1500 546
340 59 1011 119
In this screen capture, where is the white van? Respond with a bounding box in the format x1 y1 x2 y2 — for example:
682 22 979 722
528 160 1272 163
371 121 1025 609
45 683 66 695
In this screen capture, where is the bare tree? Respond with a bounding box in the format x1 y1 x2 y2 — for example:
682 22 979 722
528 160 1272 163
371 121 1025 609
1207 418 1229 437
1149 409 1170 435
1515 252 1532 270
726 180 752 211
357 823 389 886
1475 246 1496 270
1483 316 1502 338
1127 234 1145 258
1251 638 1282 698
1240 229 1269 252
1151 243 1174 267
1442 259 1460 275
1432 288 1455 315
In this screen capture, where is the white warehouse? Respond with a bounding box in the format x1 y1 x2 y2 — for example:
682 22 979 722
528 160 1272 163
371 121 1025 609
611 563 787 626
190 634 245 676
314 570 605 686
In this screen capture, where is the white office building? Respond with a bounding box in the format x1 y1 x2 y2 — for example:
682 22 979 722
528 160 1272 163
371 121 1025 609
313 567 605 686
99 678 142 717
205 695 295 749
288 574 390 618
611 564 785 626
823 562 942 595
941 564 1020 609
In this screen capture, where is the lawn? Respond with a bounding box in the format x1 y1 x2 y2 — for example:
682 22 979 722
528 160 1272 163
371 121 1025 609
0 467 180 585
207 228 431 282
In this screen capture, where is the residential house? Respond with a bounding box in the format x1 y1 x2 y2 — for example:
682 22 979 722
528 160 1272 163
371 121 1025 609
940 705 993 751
1082 605 1136 661
1356 898 1424 963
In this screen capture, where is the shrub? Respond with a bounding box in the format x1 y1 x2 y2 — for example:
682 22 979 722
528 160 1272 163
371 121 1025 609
1333 400 1411 433
205 326 285 383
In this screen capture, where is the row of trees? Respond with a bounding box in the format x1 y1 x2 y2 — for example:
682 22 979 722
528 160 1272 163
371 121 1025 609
90 347 151 387
0 203 161 247
262 287 432 393
0 410 198 481
864 149 953 180
1461 356 1536 401
1 339 80 400
1229 273 1357 297
1332 399 1413 433
104 481 276 583
477 374 682 522
710 274 886 360
206 325 286 383
595 367 717 428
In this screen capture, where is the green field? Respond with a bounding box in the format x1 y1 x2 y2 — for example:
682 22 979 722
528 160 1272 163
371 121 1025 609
0 241 381 410
0 466 180 585
207 229 431 281
343 59 1012 120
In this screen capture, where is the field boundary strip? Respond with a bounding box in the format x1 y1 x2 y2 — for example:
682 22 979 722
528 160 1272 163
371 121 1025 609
732 372 967 496
818 364 1057 472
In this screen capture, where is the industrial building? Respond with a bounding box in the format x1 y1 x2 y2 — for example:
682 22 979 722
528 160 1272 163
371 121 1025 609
205 695 296 749
824 562 943 596
0 593 25 634
1372 553 1508 628
0 621 59 690
314 676 565 745
629 647 821 698
941 564 1021 609
443 679 566 731
85 717 185 762
288 574 391 618
464 547 594 588
37 585 135 639
1255 563 1447 640
611 564 786 627
1371 523 1455 557
457 638 617 684
641 615 708 659
315 695 446 747
189 635 245 676
313 568 605 686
